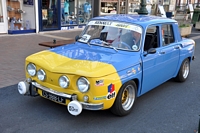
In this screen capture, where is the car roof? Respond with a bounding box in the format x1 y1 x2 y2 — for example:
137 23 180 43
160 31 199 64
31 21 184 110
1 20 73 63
91 14 177 27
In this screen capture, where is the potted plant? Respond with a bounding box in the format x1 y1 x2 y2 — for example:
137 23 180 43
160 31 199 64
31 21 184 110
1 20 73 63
179 23 192 37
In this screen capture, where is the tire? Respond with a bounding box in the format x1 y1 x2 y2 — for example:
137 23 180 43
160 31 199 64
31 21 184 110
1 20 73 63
110 80 137 116
175 58 190 82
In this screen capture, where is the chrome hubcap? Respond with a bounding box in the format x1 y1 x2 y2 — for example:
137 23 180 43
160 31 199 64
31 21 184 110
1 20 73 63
182 60 189 79
121 84 135 111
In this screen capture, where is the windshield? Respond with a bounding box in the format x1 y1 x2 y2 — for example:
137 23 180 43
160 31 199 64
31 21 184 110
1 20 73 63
78 20 142 51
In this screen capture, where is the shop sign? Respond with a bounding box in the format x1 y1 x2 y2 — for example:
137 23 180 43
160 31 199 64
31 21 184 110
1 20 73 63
23 0 34 6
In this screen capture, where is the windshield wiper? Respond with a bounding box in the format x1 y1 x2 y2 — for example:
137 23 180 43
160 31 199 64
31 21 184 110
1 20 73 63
87 39 91 47
101 40 118 52
110 45 118 52
101 40 112 46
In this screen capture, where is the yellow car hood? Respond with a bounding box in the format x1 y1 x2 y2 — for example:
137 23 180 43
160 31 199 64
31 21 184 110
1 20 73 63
26 50 117 77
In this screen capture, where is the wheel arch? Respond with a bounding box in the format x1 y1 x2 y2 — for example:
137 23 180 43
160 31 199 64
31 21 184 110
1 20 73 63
174 56 191 78
120 78 139 96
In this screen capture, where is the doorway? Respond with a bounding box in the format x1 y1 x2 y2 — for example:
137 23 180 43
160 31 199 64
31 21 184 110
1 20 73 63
0 0 7 33
39 0 61 31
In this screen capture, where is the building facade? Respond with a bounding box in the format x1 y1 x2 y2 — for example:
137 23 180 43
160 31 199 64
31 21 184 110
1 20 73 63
0 0 199 34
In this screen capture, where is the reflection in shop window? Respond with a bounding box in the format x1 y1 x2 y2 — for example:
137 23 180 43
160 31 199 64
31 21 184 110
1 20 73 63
128 1 140 14
61 0 76 26
101 2 117 15
42 0 59 29
78 0 92 24
61 0 92 26
119 0 126 14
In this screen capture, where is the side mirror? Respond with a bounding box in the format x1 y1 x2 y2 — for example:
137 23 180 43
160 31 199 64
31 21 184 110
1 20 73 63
143 48 156 56
147 48 156 54
75 35 80 41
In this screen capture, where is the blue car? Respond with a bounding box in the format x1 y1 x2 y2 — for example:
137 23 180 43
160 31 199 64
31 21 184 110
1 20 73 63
18 14 195 116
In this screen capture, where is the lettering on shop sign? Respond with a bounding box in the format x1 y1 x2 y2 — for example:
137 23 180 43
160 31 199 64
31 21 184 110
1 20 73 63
94 21 112 25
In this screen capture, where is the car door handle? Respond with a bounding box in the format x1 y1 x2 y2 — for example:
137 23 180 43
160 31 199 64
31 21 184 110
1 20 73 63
159 51 165 54
174 46 180 49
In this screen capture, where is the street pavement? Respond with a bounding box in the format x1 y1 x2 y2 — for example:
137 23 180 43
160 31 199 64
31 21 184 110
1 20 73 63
0 28 199 89
0 27 200 133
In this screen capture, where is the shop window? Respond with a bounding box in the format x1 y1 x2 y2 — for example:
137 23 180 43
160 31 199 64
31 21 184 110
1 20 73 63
42 0 59 30
6 0 36 33
61 0 92 26
61 0 76 26
78 0 92 24
128 1 140 14
119 0 126 14
100 1 117 15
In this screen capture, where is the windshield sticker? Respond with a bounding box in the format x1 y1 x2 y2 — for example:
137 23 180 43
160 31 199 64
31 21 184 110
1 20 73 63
107 84 116 100
88 21 112 26
95 80 104 86
78 34 91 43
114 23 129 28
95 21 112 25
88 21 142 33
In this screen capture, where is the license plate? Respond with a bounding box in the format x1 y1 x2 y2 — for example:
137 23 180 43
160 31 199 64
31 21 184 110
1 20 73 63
42 90 66 104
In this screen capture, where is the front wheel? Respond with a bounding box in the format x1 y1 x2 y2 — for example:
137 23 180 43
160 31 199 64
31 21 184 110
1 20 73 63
175 58 190 82
110 80 137 116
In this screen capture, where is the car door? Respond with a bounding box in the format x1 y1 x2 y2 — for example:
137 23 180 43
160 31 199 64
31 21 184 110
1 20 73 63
159 24 180 79
141 25 166 95
140 24 180 95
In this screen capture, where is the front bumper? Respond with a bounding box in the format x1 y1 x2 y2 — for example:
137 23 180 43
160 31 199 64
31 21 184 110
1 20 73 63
18 81 104 111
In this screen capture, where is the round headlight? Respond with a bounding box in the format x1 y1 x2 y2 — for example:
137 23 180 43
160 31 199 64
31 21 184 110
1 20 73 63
27 63 36 76
59 76 69 88
37 69 46 81
77 77 90 93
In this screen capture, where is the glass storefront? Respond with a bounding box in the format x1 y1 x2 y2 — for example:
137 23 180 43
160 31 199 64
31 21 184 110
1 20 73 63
61 0 92 26
100 1 117 15
99 0 141 15
6 0 36 34
119 0 126 14
40 0 60 30
77 0 92 24
128 0 140 14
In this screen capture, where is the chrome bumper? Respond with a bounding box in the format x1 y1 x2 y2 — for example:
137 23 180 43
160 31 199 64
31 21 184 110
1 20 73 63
32 82 104 110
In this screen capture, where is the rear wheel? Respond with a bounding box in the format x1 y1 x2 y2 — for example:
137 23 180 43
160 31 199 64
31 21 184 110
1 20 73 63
110 80 137 116
175 58 190 82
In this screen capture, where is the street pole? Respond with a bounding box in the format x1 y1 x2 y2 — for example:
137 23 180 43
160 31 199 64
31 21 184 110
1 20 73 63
137 0 148 15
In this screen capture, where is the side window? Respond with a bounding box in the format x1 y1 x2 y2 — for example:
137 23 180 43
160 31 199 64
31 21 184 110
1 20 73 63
144 26 159 51
161 24 175 46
